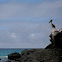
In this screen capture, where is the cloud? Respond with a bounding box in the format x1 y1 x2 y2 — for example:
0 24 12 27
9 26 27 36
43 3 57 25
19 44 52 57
0 0 62 18
30 33 36 39
0 21 50 48
29 33 45 40
10 33 16 39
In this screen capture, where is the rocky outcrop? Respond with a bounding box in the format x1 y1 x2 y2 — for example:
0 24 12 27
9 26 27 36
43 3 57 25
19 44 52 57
46 31 62 49
8 52 21 60
8 48 62 62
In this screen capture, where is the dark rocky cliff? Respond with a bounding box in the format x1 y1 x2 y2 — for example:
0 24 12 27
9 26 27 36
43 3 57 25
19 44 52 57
46 31 62 49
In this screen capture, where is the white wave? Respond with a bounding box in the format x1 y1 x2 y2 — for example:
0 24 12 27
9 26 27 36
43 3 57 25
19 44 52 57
0 56 8 62
0 56 8 59
0 56 8 57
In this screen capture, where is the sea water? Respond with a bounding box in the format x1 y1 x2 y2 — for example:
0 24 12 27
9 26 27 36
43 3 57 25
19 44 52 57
0 48 25 62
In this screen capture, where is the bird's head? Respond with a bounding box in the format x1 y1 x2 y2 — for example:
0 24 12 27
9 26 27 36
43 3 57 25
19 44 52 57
49 19 53 23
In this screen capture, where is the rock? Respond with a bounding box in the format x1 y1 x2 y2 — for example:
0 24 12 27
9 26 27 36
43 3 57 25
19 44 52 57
8 49 62 62
19 49 40 62
8 52 21 60
54 31 62 48
8 48 62 62
46 31 62 49
36 49 61 62
21 49 29 56
21 49 37 56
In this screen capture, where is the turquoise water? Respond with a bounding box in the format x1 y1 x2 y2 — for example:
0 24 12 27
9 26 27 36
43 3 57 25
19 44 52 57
0 48 28 62
0 48 25 56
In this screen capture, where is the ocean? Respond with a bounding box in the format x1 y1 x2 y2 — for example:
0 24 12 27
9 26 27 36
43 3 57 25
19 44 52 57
0 48 26 62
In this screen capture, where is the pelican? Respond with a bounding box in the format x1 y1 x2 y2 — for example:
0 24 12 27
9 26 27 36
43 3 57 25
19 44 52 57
49 19 56 28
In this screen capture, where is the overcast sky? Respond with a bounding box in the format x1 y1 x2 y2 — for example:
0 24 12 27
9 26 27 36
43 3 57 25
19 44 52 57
0 0 62 48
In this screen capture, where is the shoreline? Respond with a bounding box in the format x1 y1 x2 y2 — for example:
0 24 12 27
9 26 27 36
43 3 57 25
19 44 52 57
0 56 8 62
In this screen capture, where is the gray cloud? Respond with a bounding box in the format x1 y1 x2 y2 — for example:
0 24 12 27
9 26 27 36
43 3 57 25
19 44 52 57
0 0 62 18
0 21 50 48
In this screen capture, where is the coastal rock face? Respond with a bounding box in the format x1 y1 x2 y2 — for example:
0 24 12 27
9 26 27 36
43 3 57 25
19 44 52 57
8 49 62 62
8 52 21 60
8 29 62 62
46 31 62 49
54 31 62 48
8 49 40 62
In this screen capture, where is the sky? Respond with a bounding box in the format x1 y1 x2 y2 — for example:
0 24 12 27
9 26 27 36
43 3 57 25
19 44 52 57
0 0 62 48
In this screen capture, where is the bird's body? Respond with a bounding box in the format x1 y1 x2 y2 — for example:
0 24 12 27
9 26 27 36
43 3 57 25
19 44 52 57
51 24 56 28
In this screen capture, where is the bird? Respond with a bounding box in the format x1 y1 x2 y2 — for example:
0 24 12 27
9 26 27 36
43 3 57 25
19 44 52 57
49 19 56 28
49 19 52 23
